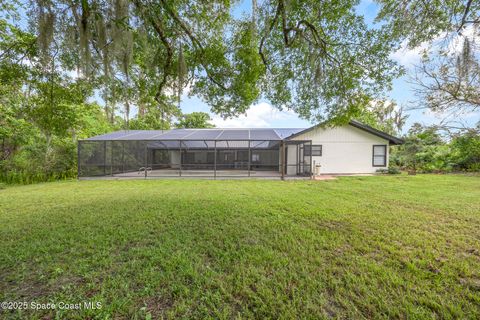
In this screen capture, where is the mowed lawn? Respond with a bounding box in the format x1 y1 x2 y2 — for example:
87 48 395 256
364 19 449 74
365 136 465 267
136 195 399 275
0 175 479 319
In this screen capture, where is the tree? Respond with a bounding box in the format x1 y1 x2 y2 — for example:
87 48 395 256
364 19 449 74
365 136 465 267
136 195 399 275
410 37 480 122
449 125 480 171
29 0 252 124
391 124 446 172
176 112 214 128
355 100 408 135
0 7 114 183
391 122 480 173
376 0 480 128
26 0 401 123
0 18 36 162
256 0 401 122
376 0 479 48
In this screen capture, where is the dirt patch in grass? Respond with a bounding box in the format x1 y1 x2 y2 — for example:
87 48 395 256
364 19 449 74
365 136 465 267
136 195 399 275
0 271 85 302
142 294 174 318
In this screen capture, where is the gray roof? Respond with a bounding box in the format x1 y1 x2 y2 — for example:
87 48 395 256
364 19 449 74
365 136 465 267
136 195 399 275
348 120 404 145
84 128 305 141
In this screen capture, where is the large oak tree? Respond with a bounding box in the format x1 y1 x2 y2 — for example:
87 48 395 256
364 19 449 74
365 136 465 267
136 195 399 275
29 0 401 124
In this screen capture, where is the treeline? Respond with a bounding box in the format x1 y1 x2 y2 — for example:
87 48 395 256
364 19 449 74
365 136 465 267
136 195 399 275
0 17 213 184
1 87 213 184
1 99 115 184
390 124 480 173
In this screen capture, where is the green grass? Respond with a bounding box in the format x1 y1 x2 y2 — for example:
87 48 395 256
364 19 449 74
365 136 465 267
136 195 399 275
0 175 479 319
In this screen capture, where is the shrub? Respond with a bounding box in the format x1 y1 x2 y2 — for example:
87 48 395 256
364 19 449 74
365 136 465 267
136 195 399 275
376 167 401 174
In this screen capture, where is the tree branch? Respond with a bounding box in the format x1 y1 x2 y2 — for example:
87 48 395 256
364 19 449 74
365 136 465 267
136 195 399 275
457 0 474 32
259 0 282 67
132 0 173 103
158 0 227 91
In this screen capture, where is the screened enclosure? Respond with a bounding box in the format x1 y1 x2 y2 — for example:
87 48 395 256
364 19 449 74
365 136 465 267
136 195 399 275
78 128 312 179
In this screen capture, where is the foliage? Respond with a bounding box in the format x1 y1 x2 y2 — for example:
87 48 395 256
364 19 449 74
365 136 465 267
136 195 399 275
375 167 401 174
391 123 480 173
1 176 479 318
450 127 480 171
375 0 479 48
0 100 114 184
256 0 402 122
24 0 402 122
128 106 176 130
0 18 115 184
2 0 479 184
175 112 214 128
0 9 118 184
354 99 408 135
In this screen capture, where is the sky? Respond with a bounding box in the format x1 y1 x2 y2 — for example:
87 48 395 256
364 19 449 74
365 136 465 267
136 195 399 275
180 0 479 131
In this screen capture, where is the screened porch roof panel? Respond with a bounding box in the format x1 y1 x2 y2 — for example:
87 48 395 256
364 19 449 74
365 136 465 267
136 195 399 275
85 128 305 141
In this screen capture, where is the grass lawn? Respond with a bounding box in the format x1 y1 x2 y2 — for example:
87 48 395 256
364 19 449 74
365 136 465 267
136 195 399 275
0 175 479 319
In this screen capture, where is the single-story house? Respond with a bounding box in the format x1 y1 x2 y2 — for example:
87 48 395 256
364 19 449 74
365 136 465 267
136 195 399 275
78 120 403 179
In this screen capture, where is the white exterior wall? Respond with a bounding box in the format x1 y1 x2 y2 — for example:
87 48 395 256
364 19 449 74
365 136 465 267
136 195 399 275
288 125 389 174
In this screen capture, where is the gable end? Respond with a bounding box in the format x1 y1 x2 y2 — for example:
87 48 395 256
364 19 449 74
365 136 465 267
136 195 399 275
284 120 404 145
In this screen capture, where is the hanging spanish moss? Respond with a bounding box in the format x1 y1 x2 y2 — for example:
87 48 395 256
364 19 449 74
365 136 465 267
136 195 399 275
95 13 110 78
125 100 130 127
26 0 271 127
120 30 133 77
177 43 187 106
37 3 55 64
78 0 92 75
112 0 131 77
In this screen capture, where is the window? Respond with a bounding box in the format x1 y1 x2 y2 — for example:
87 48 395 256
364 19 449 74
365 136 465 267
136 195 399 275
304 145 322 156
252 154 260 162
372 145 387 167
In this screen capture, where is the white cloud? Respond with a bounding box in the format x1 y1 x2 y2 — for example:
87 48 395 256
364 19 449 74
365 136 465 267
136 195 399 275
211 102 297 128
390 25 478 68
369 98 399 109
390 40 429 68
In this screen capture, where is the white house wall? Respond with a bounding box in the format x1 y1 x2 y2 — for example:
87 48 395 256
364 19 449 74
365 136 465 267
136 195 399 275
288 125 389 174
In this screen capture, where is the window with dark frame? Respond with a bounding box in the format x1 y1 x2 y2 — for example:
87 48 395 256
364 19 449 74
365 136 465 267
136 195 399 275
304 145 322 156
372 145 387 167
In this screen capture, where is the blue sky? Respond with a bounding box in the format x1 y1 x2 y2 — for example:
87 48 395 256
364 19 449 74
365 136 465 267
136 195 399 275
181 0 479 131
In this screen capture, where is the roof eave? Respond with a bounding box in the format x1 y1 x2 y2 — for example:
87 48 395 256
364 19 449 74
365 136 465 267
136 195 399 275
348 120 404 145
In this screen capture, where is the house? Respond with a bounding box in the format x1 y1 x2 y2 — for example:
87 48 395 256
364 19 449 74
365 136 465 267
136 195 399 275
78 120 403 179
